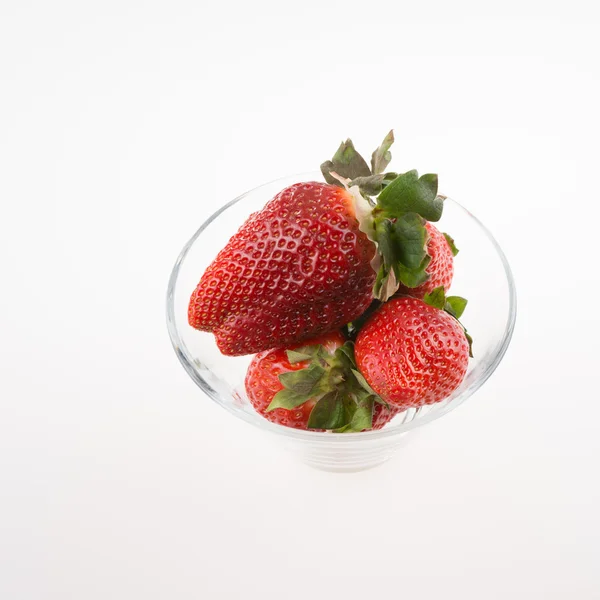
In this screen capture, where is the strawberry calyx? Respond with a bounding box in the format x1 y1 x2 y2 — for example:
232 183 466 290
423 286 474 357
266 340 388 432
321 131 453 302
443 233 459 256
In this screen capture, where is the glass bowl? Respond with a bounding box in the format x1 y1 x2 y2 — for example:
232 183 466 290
166 172 516 471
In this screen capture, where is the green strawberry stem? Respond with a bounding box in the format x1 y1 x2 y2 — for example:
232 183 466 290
321 131 451 302
266 341 385 432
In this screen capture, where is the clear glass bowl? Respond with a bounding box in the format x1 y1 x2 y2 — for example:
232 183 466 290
166 172 516 471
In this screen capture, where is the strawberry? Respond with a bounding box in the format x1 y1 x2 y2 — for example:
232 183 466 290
245 331 398 432
245 332 345 430
354 288 472 410
189 131 459 355
397 223 457 298
189 182 376 355
372 403 401 430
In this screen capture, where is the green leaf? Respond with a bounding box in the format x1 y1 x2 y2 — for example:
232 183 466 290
335 396 374 433
377 170 444 222
372 218 417 298
321 138 371 186
351 369 376 396
371 130 394 175
373 264 388 299
349 174 388 195
332 139 371 176
423 286 446 310
396 254 431 288
444 296 468 319
286 349 315 364
338 341 355 362
443 233 459 256
394 213 428 269
373 395 391 410
372 217 430 297
332 424 352 433
267 388 314 412
373 264 401 301
375 218 397 269
465 331 474 358
307 391 348 430
335 342 356 372
278 363 325 395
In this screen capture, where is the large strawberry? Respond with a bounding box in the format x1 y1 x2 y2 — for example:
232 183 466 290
189 182 376 355
354 288 472 409
189 131 458 355
245 331 398 432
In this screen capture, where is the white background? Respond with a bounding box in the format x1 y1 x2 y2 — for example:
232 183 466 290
1 1 599 598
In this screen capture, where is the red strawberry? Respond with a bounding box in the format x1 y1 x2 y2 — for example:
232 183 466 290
355 290 471 410
245 332 344 430
398 222 456 298
189 182 376 356
372 403 401 430
245 331 397 432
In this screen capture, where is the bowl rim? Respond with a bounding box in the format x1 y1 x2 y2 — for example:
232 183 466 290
166 171 517 443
